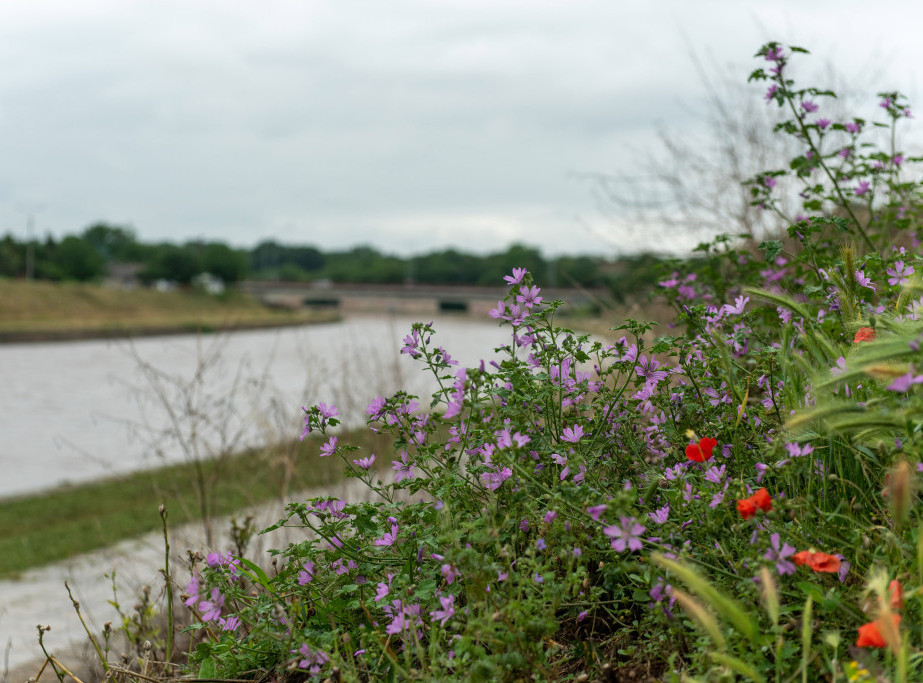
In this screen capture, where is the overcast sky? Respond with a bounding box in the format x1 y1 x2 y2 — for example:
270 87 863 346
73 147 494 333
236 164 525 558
1 1 921 257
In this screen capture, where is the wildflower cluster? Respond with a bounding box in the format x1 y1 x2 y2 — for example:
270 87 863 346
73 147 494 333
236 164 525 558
181 43 923 681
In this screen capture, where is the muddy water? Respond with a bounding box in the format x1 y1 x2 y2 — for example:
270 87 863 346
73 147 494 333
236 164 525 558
0 314 511 499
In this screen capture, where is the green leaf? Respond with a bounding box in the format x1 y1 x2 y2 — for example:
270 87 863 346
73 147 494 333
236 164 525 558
198 656 217 679
708 652 766 682
238 557 274 593
653 554 759 643
759 240 783 262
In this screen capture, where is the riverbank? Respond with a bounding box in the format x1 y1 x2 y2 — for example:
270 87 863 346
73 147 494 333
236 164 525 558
0 429 394 579
0 278 338 343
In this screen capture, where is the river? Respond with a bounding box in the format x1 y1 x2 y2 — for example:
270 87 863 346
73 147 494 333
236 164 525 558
0 314 512 500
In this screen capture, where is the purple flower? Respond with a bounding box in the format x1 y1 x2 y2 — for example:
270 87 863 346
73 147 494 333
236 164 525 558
764 46 784 61
855 270 875 291
319 436 337 457
488 301 506 319
784 442 814 458
184 573 202 608
366 395 386 418
838 148 850 158
516 285 543 309
754 463 768 484
297 561 316 585
375 523 399 547
764 84 779 102
723 295 749 316
353 453 376 470
318 403 338 420
218 615 241 632
577 610 589 622
855 181 870 196
374 581 390 602
763 533 796 575
480 464 512 490
198 587 225 621
704 465 726 485
561 424 584 443
845 121 860 134
603 516 645 552
401 330 422 357
429 594 455 626
543 510 557 524
764 176 777 189
504 268 527 285
391 450 415 482
881 97 892 109
887 260 915 286
887 371 923 392
801 100 818 113
648 504 669 525
441 564 461 584
586 504 606 522
293 644 329 675
816 118 831 129
536 538 547 551
835 554 850 583
519 519 530 532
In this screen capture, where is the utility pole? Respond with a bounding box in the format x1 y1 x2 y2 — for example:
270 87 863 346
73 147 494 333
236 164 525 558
16 202 44 280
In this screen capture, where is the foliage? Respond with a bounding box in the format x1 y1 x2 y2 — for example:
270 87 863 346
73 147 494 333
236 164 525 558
55 42 923 681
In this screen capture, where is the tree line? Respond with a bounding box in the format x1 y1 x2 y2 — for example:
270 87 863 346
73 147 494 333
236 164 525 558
0 222 666 297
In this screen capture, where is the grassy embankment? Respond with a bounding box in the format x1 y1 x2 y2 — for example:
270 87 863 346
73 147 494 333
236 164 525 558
0 430 394 579
0 278 337 342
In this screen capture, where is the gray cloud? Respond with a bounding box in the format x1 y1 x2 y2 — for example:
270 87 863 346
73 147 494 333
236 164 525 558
1 1 921 256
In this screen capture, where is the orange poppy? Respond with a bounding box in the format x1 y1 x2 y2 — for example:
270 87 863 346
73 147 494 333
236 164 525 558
854 327 876 343
856 613 901 648
792 550 840 573
685 437 718 463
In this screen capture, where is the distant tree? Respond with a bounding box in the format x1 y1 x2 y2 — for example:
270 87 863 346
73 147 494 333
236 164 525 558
81 223 140 262
202 242 248 284
250 241 325 276
478 244 545 286
552 255 603 288
143 244 201 284
324 246 405 284
0 234 23 277
55 235 107 281
411 249 479 285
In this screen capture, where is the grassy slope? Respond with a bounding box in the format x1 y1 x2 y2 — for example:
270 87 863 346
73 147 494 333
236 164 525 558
0 278 335 335
0 431 393 579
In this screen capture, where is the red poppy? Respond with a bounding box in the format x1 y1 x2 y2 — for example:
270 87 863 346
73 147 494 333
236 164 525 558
750 488 772 512
890 579 903 610
793 551 840 573
737 488 772 519
685 437 718 463
856 613 901 648
854 327 876 343
736 498 757 519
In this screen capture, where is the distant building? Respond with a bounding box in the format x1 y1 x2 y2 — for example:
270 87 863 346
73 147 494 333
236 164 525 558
153 279 177 292
103 262 144 290
192 272 226 295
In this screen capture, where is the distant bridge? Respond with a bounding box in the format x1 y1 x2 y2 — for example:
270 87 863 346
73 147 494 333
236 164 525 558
241 281 611 317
